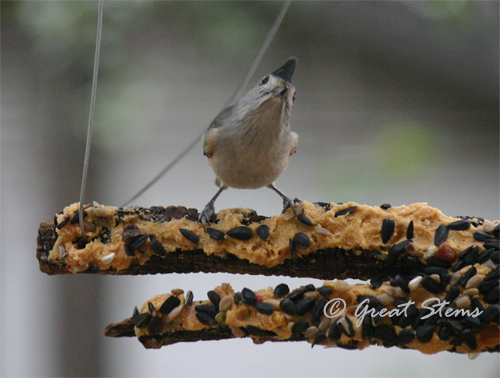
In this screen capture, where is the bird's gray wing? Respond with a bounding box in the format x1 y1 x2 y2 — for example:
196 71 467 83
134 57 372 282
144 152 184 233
203 105 235 157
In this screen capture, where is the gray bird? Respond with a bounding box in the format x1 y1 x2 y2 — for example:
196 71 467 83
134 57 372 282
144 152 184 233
199 57 300 226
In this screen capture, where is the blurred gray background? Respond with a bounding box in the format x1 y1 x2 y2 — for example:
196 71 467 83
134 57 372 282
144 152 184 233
2 1 499 376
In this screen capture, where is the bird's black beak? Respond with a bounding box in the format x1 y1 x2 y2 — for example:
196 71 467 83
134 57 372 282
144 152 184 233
271 57 298 84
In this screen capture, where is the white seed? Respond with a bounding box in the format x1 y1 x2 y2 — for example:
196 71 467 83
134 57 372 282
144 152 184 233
484 259 497 270
295 204 304 215
333 280 350 293
394 287 407 298
263 298 280 309
405 243 419 256
93 206 113 218
465 274 484 289
422 219 430 226
231 327 245 338
450 271 462 286
468 351 481 360
318 317 331 333
483 222 495 233
101 253 115 265
455 296 471 309
171 288 184 296
408 276 422 291
304 326 319 339
463 288 479 297
285 314 294 320
377 293 395 306
58 244 68 260
219 296 234 312
304 291 320 300
167 304 183 320
385 286 396 296
314 226 331 235
284 209 295 220
70 265 88 273
424 246 437 259
287 321 295 333
430 274 441 283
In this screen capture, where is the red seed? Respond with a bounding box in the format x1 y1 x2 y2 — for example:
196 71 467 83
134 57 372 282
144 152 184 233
436 243 457 262
256 295 263 302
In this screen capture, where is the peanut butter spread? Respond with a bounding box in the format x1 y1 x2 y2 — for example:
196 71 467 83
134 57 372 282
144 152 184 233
48 201 497 273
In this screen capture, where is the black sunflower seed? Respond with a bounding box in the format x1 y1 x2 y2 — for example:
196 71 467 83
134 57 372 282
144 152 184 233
464 316 481 328
255 302 274 315
311 332 327 348
310 297 328 325
458 245 478 263
373 325 397 346
297 214 314 227
159 295 181 315
397 329 415 345
147 301 155 314
129 234 149 252
274 283 290 297
444 286 460 304
317 286 333 297
292 319 310 336
122 224 141 244
479 280 498 295
484 240 500 250
305 284 316 292
233 292 242 304
438 324 452 341
416 325 434 343
328 320 342 340
370 278 383 289
478 304 500 325
207 227 225 241
361 316 372 339
149 237 166 256
256 224 270 242
335 206 357 217
280 298 296 315
314 202 331 210
148 315 164 335
462 329 477 350
447 219 471 231
293 232 311 249
421 275 442 294
491 250 500 264
484 286 499 304
485 268 499 282
196 312 215 325
406 220 414 240
451 259 465 272
124 244 135 257
357 295 378 309
185 290 194 307
296 297 315 316
338 316 355 338
397 304 419 328
459 266 477 287
434 225 449 246
381 218 395 244
478 248 495 264
471 298 484 313
387 240 412 266
70 210 87 224
207 290 221 311
474 230 494 242
195 304 217 318
133 312 152 328
493 224 500 239
179 228 199 244
286 288 307 302
56 217 70 229
380 203 391 210
226 226 252 240
241 288 257 305
426 257 452 269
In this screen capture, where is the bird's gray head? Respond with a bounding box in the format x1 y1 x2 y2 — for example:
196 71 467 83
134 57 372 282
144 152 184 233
240 57 298 115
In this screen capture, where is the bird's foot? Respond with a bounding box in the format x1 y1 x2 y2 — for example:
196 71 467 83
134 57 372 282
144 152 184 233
282 197 302 214
198 202 215 230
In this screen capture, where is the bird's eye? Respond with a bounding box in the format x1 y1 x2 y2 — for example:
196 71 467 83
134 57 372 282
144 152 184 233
293 93 296 102
260 76 269 85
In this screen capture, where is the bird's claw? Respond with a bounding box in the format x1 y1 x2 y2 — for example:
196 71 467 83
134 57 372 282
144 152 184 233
282 197 302 214
198 202 215 230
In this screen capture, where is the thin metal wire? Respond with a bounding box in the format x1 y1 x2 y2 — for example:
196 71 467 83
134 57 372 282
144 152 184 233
79 0 104 242
120 0 292 207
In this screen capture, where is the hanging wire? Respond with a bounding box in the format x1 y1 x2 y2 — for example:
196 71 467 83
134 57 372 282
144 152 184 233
120 0 292 207
79 0 104 242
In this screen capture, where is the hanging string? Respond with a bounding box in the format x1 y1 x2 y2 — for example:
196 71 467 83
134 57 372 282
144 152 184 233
79 0 104 242
120 0 292 207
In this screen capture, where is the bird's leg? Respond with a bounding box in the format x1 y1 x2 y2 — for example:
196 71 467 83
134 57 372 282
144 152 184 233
199 185 227 229
268 183 301 214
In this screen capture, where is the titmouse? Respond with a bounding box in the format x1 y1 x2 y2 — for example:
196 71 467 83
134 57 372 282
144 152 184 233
199 57 300 226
